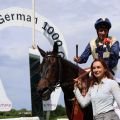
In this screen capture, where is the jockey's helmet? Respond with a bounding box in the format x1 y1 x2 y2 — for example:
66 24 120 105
94 18 111 30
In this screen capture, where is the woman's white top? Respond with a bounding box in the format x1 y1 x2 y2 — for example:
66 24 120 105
73 77 120 116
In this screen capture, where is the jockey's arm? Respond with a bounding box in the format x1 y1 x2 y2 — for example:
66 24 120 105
107 41 119 69
79 43 91 63
74 43 91 63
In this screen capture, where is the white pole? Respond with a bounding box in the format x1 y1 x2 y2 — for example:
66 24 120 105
46 111 50 120
32 0 36 49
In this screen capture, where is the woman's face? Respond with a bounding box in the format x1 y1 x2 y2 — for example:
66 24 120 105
92 61 106 80
97 28 108 40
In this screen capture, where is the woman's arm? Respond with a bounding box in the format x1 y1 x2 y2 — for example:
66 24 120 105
73 87 91 108
111 80 120 108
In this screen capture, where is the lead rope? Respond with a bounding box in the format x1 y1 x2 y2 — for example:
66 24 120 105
70 44 79 120
58 57 62 85
55 57 62 87
51 56 62 89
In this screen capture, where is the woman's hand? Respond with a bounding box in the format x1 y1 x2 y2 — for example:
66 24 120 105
74 77 82 89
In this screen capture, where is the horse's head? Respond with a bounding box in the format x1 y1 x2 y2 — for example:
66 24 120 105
37 42 64 100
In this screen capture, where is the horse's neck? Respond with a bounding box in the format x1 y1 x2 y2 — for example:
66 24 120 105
61 58 79 79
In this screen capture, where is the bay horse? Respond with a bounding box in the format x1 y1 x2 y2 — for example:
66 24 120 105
37 42 93 120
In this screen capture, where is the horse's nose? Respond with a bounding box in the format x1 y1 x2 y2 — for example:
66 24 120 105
37 79 49 91
37 87 49 95
36 87 51 101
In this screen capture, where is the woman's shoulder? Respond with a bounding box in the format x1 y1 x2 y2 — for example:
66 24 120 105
105 78 119 86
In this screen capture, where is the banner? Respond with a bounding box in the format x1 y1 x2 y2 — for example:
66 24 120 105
0 78 12 111
0 6 68 116
43 87 62 111
0 7 68 58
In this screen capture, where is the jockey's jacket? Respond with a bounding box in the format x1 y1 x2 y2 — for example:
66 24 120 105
90 36 116 59
79 36 119 71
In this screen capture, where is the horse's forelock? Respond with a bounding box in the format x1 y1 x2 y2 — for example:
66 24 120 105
46 51 58 57
39 55 59 85
61 57 80 71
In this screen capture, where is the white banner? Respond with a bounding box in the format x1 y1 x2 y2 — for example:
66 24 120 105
43 87 62 111
0 7 68 58
0 78 12 111
0 7 68 112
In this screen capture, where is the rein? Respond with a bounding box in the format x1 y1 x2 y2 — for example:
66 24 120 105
48 56 74 89
49 57 90 89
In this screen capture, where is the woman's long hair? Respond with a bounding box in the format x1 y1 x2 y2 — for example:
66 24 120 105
90 58 114 86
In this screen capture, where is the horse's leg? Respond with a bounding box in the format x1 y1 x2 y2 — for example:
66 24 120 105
81 76 93 120
64 95 74 120
64 96 84 120
83 103 93 120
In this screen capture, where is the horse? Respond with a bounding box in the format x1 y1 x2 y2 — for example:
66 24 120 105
37 42 93 120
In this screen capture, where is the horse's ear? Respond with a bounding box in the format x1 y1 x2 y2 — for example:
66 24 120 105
53 42 58 54
37 45 47 57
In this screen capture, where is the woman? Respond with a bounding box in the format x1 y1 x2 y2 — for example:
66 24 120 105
73 59 120 120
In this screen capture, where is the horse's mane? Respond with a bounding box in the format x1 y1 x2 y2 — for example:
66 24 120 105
61 57 82 72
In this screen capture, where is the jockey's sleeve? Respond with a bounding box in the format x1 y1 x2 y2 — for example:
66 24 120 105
108 41 119 69
79 43 91 63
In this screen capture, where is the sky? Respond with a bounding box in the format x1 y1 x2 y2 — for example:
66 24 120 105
0 0 120 110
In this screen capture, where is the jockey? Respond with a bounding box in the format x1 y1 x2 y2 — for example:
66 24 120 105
74 18 120 75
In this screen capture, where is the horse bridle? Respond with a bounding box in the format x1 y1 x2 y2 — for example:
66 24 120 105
41 54 63 100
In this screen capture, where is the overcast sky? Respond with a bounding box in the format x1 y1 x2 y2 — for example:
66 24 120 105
0 0 120 110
